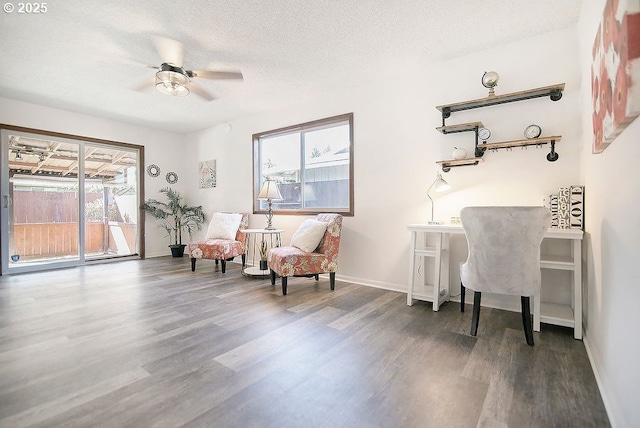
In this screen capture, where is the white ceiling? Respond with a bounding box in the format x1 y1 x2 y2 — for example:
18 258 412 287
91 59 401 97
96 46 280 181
0 0 583 134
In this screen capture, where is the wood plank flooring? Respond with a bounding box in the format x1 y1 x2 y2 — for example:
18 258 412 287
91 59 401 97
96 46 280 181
0 257 610 428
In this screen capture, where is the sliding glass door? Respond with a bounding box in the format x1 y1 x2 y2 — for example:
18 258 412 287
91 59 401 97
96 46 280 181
83 144 139 261
1 127 142 274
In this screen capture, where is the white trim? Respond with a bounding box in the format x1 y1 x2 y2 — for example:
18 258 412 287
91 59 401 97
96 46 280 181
334 274 406 293
583 334 620 428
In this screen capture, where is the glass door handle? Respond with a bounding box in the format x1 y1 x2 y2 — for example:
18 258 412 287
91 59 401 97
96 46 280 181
2 195 11 208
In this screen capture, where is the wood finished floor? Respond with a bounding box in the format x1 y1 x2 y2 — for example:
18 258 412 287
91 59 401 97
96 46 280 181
0 257 609 428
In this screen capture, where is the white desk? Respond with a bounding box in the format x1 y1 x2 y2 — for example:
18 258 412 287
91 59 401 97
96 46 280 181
407 224 583 339
239 229 283 277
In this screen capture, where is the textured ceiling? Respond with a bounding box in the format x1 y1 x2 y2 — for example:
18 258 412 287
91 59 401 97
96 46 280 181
0 0 582 134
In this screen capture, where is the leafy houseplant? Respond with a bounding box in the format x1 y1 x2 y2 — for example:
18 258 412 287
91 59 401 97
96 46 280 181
142 187 205 257
259 240 268 270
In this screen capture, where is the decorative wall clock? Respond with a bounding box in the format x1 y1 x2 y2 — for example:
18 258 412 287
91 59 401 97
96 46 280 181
146 164 160 177
166 171 178 184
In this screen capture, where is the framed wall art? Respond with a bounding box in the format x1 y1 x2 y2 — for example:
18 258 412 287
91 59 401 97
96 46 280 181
591 0 640 153
199 159 217 188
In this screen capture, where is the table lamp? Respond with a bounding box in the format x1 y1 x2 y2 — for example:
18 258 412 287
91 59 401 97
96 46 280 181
427 172 451 224
258 180 283 230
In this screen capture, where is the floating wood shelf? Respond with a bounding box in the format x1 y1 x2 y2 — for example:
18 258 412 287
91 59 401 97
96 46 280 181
434 82 565 170
480 135 562 151
436 83 565 119
436 122 483 134
436 157 484 172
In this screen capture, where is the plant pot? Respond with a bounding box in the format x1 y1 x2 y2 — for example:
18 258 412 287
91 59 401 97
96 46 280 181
169 244 187 258
259 260 268 271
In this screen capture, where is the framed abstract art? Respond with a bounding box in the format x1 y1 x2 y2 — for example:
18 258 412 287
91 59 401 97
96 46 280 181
591 0 640 153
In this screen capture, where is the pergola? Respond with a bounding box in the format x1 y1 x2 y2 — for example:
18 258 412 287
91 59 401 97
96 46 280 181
8 135 136 180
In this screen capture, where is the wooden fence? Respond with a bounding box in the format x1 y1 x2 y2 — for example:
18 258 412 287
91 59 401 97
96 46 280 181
11 222 137 259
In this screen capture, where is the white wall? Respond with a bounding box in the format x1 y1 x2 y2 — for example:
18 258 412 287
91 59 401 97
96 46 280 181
184 27 582 306
0 97 187 258
578 2 640 427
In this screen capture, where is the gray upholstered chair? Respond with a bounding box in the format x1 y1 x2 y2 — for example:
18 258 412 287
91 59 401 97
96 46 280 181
459 206 551 345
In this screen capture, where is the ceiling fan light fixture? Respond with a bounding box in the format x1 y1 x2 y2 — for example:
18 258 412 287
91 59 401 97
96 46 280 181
155 63 190 97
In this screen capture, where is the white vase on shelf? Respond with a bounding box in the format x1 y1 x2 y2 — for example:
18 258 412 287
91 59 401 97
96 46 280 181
452 147 467 160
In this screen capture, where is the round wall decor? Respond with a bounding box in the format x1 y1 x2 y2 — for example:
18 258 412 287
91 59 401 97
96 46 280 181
146 164 160 177
166 171 178 184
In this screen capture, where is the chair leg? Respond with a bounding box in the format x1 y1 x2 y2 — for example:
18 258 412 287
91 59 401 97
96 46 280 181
191 258 196 272
241 254 246 267
314 274 319 281
281 276 288 295
221 259 226 273
460 282 465 312
329 272 335 290
521 296 534 346
471 292 482 336
270 269 276 285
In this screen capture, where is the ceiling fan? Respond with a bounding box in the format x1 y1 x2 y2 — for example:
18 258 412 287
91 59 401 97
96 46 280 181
136 36 243 101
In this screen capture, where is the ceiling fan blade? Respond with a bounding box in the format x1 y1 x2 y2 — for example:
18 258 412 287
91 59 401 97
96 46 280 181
151 35 184 66
190 70 244 80
119 57 158 69
133 76 156 92
189 81 216 101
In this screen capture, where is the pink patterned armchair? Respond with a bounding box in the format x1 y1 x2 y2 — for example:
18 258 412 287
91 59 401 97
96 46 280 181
188 212 249 273
268 213 343 295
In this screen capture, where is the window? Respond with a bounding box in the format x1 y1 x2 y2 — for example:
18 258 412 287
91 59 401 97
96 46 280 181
253 113 354 216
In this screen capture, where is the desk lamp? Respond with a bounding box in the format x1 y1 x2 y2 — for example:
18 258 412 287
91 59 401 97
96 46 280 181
258 180 283 230
427 172 451 224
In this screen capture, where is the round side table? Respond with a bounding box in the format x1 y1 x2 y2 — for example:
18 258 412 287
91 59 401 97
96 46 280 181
239 229 283 277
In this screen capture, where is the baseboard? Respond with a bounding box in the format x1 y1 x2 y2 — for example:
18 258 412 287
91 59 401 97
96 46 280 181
145 251 173 258
583 334 620 428
334 273 406 293
336 274 526 312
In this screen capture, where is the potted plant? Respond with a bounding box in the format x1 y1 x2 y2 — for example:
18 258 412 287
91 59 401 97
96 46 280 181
259 240 269 270
142 187 205 257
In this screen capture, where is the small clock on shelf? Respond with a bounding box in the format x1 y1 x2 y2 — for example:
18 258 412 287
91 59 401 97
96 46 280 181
524 124 542 139
478 127 491 141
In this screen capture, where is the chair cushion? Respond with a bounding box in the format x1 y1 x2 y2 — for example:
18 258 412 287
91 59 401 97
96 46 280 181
206 212 242 240
290 219 327 252
188 239 244 260
268 246 333 276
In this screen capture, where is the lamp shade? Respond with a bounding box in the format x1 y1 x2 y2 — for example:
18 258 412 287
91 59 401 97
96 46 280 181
433 174 451 192
258 180 282 200
427 172 451 224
